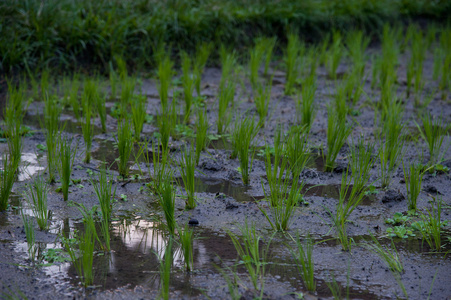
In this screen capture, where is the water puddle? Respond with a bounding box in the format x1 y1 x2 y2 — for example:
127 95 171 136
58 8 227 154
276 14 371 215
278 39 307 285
23 113 103 135
91 139 145 173
303 184 376 205
0 152 45 181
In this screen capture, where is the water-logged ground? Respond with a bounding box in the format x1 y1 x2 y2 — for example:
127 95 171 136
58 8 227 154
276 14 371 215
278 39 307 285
1 39 451 299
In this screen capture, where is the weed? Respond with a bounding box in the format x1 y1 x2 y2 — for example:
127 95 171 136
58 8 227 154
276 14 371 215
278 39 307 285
232 116 259 185
194 42 212 96
296 75 316 133
228 221 271 296
290 234 315 292
177 223 194 272
362 235 403 273
90 165 116 252
159 171 176 235
403 162 424 212
21 210 36 261
254 83 272 128
57 135 76 201
131 94 147 141
284 33 302 95
195 108 209 165
179 145 197 209
24 176 49 231
116 119 133 178
181 52 195 122
325 105 353 172
416 113 451 164
158 56 174 112
0 154 17 211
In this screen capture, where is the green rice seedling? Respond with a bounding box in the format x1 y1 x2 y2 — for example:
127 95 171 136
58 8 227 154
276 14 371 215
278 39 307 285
326 30 344 80
159 171 176 235
217 265 242 300
116 119 133 178
417 197 445 251
25 176 49 231
409 30 426 104
109 68 118 100
177 223 194 272
325 106 353 172
284 33 302 95
296 75 316 133
262 37 276 77
157 98 177 153
194 42 212 96
361 234 403 273
334 82 348 120
69 74 81 121
219 46 236 90
90 165 116 252
0 155 17 211
96 94 107 133
120 76 136 115
62 206 96 287
378 25 400 88
179 145 197 209
249 39 266 90
217 81 235 135
227 221 271 296
285 125 310 179
259 129 303 231
181 52 195 122
44 94 60 183
350 138 376 196
254 83 272 127
438 29 451 97
159 237 173 300
131 94 147 141
40 70 50 99
232 116 259 185
6 117 22 172
21 210 36 261
195 108 209 165
158 56 174 112
81 93 93 164
57 135 77 201
346 30 370 79
289 234 315 292
416 113 451 164
318 33 331 67
403 162 424 212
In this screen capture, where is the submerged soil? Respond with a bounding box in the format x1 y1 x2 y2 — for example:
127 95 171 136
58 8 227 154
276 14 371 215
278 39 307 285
1 40 451 300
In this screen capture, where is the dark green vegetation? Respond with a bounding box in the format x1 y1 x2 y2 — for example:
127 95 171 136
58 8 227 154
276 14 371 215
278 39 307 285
0 2 451 299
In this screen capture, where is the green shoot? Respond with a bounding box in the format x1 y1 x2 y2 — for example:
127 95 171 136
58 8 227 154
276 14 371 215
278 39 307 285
232 116 259 185
160 237 173 300
81 88 93 164
158 56 174 112
24 176 49 231
116 119 133 178
362 234 403 273
69 74 81 121
285 125 310 179
90 165 116 252
131 94 147 142
181 52 195 122
57 135 77 201
346 30 370 79
290 234 315 292
0 154 17 211
416 113 451 164
179 145 197 210
326 31 344 80
159 170 176 236
194 42 212 96
96 94 107 133
44 93 60 183
177 223 194 272
284 33 302 95
195 108 209 165
120 76 136 116
254 83 272 128
325 105 352 172
296 75 316 133
417 197 445 251
217 81 235 135
21 210 36 262
403 162 424 212
262 37 276 77
249 39 266 90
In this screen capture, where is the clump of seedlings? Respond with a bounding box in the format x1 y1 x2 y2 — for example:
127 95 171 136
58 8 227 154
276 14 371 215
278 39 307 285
181 52 195 122
326 30 344 80
24 175 49 231
403 162 424 212
254 83 272 128
289 234 316 292
21 210 36 261
325 105 353 172
57 135 77 201
116 119 133 178
284 33 303 95
131 93 147 141
195 108 209 165
177 223 194 272
194 42 212 96
346 30 370 80
416 113 451 165
159 237 173 300
158 56 173 112
217 80 235 135
296 75 316 133
179 145 197 209
81 84 94 163
231 116 259 185
285 126 310 179
44 93 60 183
159 171 176 236
0 154 17 211
416 197 446 251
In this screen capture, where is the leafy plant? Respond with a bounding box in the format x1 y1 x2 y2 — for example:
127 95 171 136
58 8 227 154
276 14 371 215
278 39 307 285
24 176 49 231
231 116 259 185
417 197 446 251
116 119 133 178
386 225 415 239
325 105 353 172
179 145 197 209
385 212 410 226
57 135 77 201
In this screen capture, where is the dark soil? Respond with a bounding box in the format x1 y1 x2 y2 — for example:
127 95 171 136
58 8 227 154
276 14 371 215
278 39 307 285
1 41 451 300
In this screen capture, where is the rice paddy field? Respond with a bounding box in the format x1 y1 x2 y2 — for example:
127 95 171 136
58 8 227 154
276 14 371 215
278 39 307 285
1 1 451 299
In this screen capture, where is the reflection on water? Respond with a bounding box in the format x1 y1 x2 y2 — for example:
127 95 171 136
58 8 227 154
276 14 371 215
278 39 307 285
0 152 45 181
